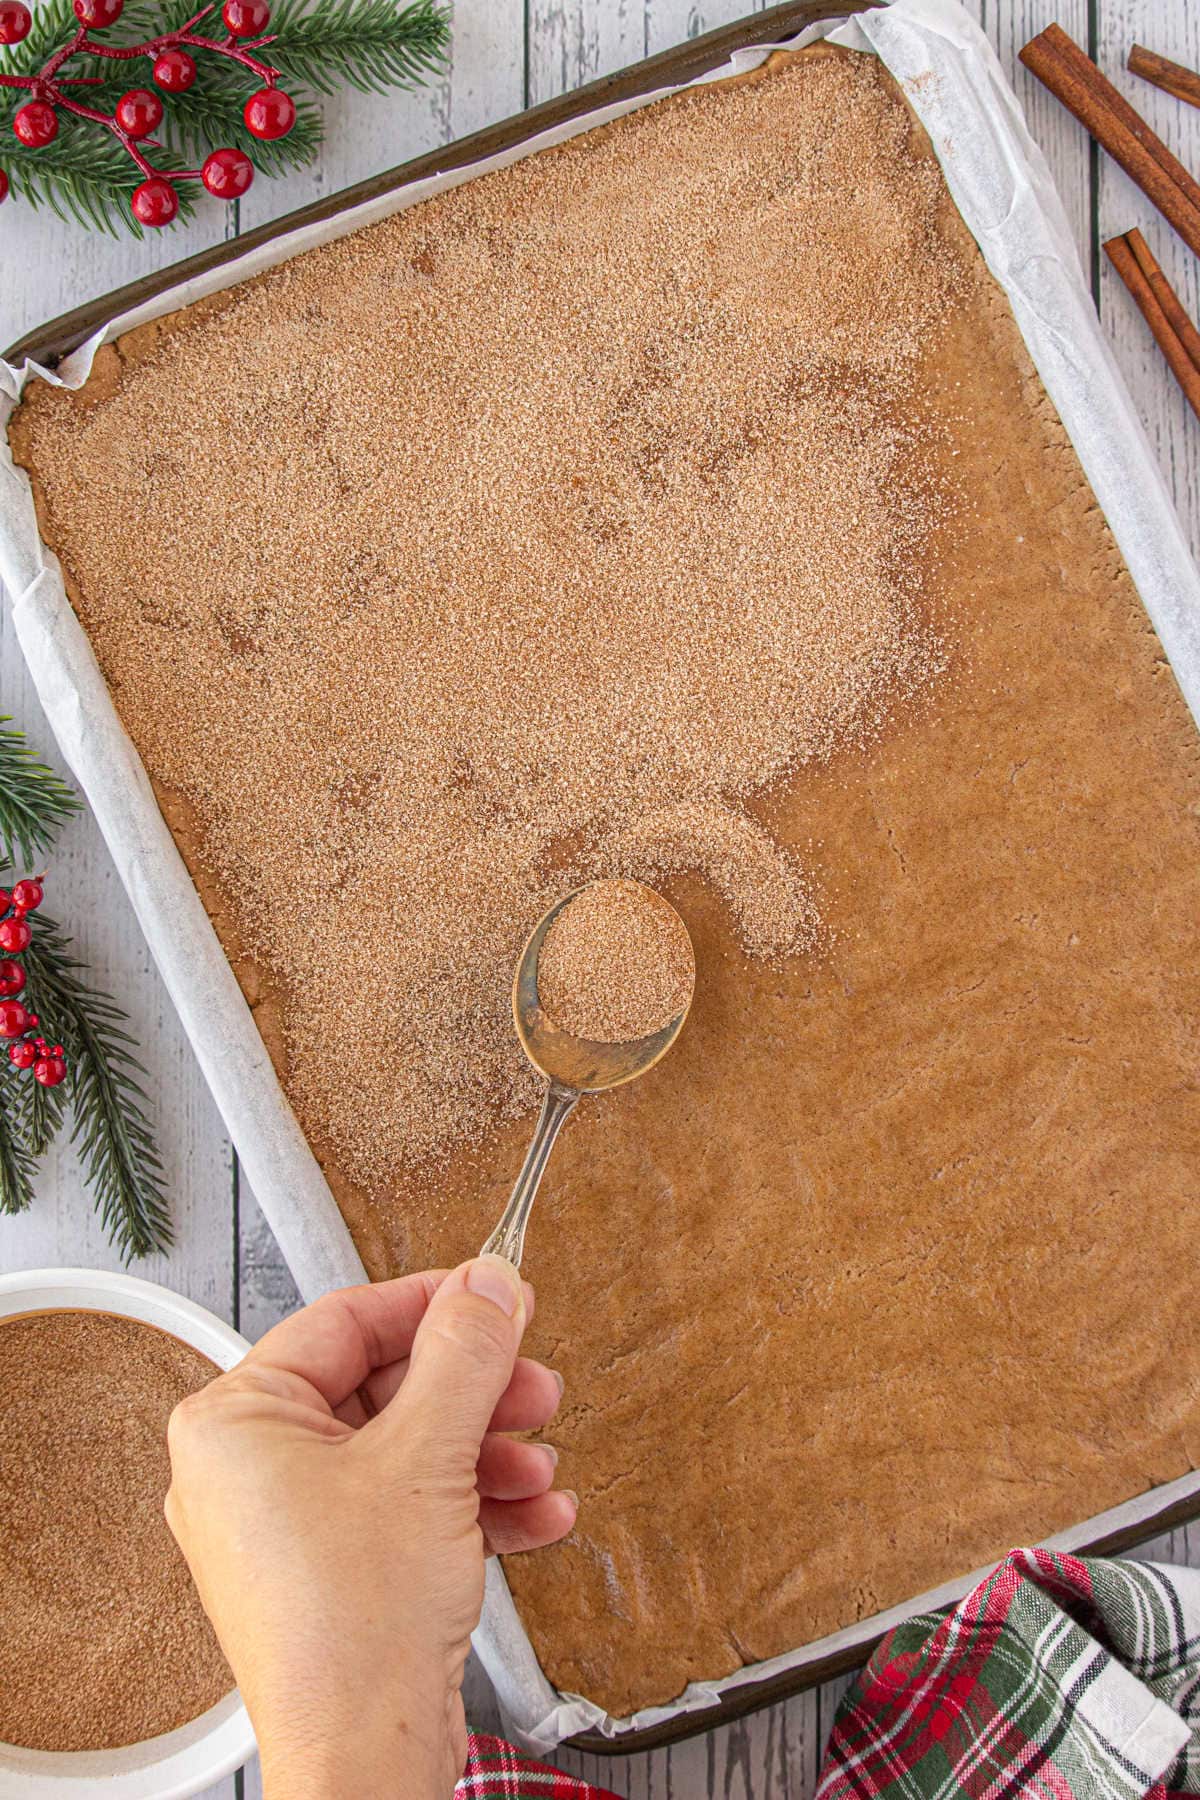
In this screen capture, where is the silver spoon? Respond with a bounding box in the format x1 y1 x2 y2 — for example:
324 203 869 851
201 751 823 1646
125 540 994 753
480 883 694 1267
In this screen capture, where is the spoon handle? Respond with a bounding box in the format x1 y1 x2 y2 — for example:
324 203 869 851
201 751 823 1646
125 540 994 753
480 1080 580 1268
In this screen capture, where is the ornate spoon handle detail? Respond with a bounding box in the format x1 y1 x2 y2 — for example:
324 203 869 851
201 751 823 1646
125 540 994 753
480 1080 580 1268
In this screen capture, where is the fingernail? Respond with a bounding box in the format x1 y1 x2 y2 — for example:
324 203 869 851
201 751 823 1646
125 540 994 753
466 1254 522 1317
564 1489 579 1511
541 1443 559 1469
552 1369 565 1399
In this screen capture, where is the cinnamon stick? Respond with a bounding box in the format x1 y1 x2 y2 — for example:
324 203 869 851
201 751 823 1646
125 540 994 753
1020 24 1200 260
1129 45 1200 114
1123 227 1200 374
1028 25 1200 216
1104 230 1200 421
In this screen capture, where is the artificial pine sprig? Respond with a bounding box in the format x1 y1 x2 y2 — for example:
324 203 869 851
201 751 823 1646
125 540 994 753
143 59 321 175
3 120 197 229
13 1052 65 1155
0 0 296 227
0 0 109 64
0 717 170 1259
263 0 448 95
0 715 80 866
23 915 171 1260
0 1085 37 1213
0 0 449 232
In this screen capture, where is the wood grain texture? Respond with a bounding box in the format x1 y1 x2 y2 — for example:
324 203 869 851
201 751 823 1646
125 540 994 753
0 611 237 1315
997 0 1092 264
0 608 240 1800
1098 0 1200 552
2 2 1199 1797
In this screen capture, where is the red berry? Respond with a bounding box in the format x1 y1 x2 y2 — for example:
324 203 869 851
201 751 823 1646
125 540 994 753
73 0 123 25
0 960 26 997
25 1016 38 1030
0 891 10 911
152 46 197 91
0 169 6 205
201 146 254 200
10 879 42 912
222 0 269 34
0 917 31 953
0 0 30 45
243 86 295 141
8 1038 36 1070
131 176 179 227
0 1001 29 1038
13 102 58 148
115 87 163 139
33 1055 66 1088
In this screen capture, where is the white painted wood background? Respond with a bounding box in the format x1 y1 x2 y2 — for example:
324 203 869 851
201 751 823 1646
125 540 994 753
2 0 1200 1792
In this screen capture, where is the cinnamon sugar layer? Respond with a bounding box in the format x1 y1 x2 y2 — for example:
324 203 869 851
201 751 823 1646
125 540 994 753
538 880 695 1043
13 51 965 1187
0 1311 231 1750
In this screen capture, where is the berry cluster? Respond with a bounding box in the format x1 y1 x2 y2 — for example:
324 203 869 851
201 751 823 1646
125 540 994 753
0 877 66 1088
0 0 296 224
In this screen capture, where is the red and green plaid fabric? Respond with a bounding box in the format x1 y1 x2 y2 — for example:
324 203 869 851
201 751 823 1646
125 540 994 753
458 1549 1200 1798
817 1548 1200 1799
456 1733 620 1798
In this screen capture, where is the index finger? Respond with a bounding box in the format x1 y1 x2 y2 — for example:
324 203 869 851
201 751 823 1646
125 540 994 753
242 1272 449 1410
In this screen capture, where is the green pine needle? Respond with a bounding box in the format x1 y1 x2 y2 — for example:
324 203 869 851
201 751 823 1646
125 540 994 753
0 0 80 72
0 0 162 85
22 914 172 1262
0 730 170 1256
158 66 323 176
266 0 449 96
0 717 81 869
13 1065 67 1159
2 0 448 234
3 132 200 237
0 1086 38 1215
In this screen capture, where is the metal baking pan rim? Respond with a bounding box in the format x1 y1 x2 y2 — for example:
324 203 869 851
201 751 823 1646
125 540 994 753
7 0 1199 1758
566 1468 1200 1753
3 0 873 370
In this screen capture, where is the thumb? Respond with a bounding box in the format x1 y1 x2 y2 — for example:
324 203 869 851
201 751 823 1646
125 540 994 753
389 1255 527 1463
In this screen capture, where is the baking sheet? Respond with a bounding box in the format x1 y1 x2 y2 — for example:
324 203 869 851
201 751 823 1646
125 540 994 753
3 0 1200 1755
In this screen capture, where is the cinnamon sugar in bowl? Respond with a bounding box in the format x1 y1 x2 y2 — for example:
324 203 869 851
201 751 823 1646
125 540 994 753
0 1267 254 1800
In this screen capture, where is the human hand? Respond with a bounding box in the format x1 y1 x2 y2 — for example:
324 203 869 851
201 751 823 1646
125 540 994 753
165 1257 575 1800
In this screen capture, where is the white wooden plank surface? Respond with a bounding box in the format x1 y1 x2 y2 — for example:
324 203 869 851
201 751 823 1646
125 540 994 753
1 208 234 361
0 639 242 1793
2 1 1198 1796
236 0 524 230
1096 0 1200 553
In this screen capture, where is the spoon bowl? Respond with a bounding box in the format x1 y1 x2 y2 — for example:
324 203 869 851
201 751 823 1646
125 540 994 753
513 884 693 1092
481 883 694 1266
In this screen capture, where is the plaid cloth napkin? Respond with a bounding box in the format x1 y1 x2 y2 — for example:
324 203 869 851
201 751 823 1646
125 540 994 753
455 1733 620 1798
817 1548 1200 1799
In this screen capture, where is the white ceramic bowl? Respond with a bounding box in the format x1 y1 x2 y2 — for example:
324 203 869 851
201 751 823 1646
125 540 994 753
0 1267 257 1799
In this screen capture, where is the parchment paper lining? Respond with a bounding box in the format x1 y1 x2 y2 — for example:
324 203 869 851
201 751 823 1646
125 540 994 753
2 0 1199 1752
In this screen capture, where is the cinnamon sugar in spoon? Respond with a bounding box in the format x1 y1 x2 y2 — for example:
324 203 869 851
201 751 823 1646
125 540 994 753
481 879 694 1268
